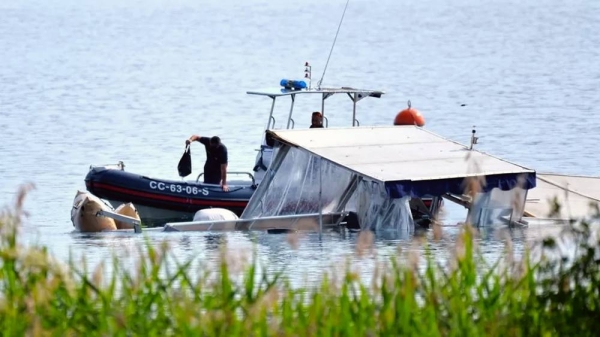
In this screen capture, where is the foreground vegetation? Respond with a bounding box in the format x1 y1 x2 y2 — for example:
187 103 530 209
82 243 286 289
1 184 600 336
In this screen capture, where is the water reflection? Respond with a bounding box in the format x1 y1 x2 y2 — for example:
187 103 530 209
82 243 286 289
27 212 571 287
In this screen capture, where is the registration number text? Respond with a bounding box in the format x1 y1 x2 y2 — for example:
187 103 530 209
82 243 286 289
149 181 210 196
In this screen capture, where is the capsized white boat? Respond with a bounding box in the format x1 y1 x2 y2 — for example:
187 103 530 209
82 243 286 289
162 126 537 233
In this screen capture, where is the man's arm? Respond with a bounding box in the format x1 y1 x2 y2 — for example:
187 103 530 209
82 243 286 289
187 135 210 145
220 163 227 185
219 147 229 189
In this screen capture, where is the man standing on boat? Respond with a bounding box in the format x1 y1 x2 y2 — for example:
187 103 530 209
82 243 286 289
309 112 324 128
186 135 229 191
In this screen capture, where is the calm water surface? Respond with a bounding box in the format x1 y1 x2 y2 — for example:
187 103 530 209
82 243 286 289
1 0 599 284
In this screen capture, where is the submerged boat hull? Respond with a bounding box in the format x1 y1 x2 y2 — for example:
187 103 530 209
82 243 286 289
103 198 197 225
85 166 256 226
71 190 117 232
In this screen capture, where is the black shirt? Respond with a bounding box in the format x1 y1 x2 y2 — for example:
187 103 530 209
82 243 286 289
199 137 228 183
309 125 324 128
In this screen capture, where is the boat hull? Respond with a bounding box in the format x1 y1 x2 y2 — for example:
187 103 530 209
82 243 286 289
104 198 197 225
85 166 256 226
71 190 117 232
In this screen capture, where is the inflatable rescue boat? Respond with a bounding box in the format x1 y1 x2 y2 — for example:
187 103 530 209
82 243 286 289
84 163 256 226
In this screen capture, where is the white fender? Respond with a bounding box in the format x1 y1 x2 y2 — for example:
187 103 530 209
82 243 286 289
193 208 239 221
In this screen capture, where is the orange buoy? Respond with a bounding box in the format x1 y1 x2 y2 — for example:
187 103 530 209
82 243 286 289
394 100 425 127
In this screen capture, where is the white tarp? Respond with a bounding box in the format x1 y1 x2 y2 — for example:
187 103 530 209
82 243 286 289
345 179 414 231
469 186 527 225
243 145 353 218
243 144 414 231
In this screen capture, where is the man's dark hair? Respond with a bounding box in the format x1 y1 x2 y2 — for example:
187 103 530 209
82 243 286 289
265 131 275 147
210 136 221 146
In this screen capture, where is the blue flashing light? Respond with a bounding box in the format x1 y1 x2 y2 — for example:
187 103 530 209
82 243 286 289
280 79 307 90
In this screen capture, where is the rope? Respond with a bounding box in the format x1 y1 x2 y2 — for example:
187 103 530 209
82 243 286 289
317 0 351 89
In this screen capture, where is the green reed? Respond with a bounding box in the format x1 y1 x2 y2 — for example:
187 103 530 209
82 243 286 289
1 183 600 336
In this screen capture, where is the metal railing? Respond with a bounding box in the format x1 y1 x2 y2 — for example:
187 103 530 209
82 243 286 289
163 211 349 232
96 210 142 233
196 171 256 186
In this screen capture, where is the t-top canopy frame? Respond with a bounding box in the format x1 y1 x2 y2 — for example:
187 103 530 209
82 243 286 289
246 86 385 130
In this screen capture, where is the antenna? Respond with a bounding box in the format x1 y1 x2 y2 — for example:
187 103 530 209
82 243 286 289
317 0 351 90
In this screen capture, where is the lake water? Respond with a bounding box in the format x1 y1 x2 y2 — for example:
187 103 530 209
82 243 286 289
1 0 599 285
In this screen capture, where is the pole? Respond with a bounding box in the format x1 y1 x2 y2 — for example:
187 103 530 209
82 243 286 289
267 97 276 129
352 92 357 126
286 94 296 129
319 156 323 239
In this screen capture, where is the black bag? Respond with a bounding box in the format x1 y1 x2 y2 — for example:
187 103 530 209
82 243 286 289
177 144 192 177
